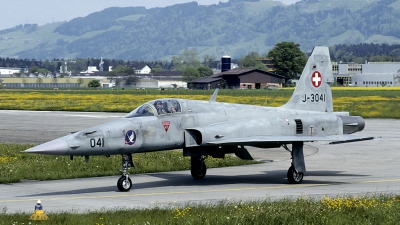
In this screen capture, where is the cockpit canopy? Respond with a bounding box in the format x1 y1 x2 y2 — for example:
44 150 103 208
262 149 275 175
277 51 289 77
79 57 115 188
125 99 182 118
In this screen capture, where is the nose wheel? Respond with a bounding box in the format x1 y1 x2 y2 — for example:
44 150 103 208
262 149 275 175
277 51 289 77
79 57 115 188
117 154 134 192
117 175 132 192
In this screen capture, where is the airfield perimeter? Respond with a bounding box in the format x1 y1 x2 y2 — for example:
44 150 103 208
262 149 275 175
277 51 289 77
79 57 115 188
0 110 399 213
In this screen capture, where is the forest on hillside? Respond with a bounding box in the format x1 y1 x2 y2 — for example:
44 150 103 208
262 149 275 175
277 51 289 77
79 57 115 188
2 0 399 60
330 43 400 63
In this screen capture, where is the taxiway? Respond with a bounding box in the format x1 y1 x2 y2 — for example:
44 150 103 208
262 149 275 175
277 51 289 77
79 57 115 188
0 110 398 213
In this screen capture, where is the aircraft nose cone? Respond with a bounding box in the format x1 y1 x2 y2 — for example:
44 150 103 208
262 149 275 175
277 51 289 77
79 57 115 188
24 139 69 155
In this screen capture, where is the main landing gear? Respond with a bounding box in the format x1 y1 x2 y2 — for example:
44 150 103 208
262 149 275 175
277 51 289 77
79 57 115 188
117 154 134 192
190 156 207 180
287 165 303 184
283 142 306 184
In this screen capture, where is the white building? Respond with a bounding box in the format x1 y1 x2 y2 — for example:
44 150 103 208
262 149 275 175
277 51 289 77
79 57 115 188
129 63 151 74
0 67 23 76
333 62 400 86
80 66 99 74
135 65 151 74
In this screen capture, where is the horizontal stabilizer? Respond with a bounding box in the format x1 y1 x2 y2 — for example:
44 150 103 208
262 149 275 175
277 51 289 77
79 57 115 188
328 136 377 145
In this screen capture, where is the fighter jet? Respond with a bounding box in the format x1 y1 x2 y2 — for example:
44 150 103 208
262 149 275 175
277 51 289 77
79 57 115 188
25 46 368 192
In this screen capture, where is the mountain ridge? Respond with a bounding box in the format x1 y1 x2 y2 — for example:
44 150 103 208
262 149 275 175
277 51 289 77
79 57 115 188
1 0 400 60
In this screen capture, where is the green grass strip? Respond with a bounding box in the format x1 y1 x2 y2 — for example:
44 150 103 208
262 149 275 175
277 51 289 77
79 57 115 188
0 143 257 184
1 87 400 118
1 195 400 224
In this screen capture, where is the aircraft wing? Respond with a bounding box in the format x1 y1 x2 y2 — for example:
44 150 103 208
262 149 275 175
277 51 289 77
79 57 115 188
206 135 375 145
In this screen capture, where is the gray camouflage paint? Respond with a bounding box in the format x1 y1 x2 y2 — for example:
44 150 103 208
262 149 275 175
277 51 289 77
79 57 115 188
25 46 366 183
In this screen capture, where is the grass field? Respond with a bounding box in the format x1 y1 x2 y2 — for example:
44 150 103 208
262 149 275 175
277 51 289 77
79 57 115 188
0 143 256 184
0 87 400 118
1 195 399 224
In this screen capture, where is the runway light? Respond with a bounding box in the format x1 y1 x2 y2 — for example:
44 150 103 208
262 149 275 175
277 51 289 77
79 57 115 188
29 200 49 221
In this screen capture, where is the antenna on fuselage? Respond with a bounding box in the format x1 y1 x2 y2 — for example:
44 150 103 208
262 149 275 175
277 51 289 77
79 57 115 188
209 88 219 102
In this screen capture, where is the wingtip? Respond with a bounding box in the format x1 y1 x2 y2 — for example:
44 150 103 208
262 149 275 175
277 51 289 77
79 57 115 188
209 88 219 102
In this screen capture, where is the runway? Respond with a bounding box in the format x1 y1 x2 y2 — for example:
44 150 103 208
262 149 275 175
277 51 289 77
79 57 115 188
0 110 399 213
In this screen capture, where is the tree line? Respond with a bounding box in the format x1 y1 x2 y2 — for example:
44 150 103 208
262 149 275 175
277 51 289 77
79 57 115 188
0 57 171 74
330 43 400 63
2 43 400 82
0 24 38 35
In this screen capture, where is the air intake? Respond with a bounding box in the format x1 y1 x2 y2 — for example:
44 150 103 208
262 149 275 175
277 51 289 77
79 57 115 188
294 119 303 134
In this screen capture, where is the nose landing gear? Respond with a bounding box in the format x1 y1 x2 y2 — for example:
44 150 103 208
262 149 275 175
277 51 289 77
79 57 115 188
117 154 134 192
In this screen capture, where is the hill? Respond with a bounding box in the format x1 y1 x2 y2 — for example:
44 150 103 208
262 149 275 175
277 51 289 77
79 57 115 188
1 0 400 60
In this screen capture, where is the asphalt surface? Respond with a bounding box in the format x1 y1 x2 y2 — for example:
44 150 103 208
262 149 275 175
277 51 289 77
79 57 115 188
0 110 399 214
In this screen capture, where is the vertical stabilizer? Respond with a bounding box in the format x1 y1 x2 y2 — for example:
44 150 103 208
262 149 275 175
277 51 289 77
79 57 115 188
281 46 334 112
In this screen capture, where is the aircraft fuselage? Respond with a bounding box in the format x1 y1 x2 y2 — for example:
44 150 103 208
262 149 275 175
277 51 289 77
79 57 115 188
38 98 363 157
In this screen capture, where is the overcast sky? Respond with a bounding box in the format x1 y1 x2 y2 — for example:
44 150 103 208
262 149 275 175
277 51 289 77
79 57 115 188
0 0 300 30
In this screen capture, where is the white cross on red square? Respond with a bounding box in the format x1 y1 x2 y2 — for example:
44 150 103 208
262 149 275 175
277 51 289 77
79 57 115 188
311 71 322 88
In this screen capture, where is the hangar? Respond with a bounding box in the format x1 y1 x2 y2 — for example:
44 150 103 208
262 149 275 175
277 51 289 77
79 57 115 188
188 68 287 89
187 77 224 89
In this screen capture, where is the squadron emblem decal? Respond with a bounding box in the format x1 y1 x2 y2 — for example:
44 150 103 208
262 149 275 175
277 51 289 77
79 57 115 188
162 121 170 132
311 71 322 88
125 130 136 145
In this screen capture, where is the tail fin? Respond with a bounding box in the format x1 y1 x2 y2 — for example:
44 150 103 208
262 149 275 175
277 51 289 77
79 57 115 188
281 46 334 112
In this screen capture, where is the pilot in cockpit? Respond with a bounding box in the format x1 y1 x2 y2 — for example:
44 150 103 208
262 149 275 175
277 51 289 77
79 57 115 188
155 101 166 114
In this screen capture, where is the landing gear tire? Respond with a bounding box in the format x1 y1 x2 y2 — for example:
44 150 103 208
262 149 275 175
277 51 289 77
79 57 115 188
117 175 132 192
116 154 134 192
190 156 207 180
287 166 303 184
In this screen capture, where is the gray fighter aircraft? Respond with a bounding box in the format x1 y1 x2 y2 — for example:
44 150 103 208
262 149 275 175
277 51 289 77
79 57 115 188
25 46 368 192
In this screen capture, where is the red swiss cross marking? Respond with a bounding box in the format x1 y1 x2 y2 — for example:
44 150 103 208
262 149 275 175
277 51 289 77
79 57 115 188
311 71 322 88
